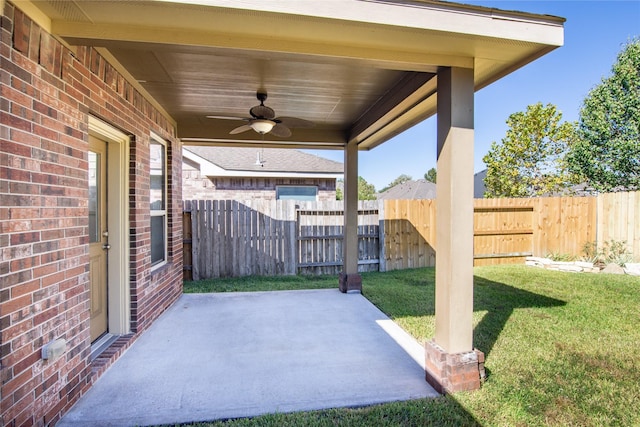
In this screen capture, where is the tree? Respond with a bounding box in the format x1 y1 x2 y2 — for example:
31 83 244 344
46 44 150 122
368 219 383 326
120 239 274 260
567 39 640 192
358 176 377 200
336 182 343 200
379 174 412 193
424 167 437 183
483 102 577 198
335 177 376 200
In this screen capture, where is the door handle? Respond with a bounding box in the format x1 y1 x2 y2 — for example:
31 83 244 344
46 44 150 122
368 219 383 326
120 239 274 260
102 244 111 250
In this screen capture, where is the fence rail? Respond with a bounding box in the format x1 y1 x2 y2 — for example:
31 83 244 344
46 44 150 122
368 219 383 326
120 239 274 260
184 200 380 280
183 191 640 280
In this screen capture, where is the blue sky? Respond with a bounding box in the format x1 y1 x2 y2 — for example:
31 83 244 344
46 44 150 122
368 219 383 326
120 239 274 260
305 1 640 191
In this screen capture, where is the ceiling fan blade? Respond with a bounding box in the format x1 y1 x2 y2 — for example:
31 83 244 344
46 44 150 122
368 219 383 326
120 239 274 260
250 104 276 120
206 115 247 121
277 117 314 128
270 123 292 138
230 124 253 135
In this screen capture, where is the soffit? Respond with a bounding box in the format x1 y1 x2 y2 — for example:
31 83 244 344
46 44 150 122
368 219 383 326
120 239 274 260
27 0 565 150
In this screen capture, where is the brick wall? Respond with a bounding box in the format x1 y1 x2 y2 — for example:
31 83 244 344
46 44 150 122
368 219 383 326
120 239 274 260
182 166 337 202
1 3 182 425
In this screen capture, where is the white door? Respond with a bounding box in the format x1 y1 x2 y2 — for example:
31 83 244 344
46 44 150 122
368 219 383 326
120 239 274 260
88 136 109 342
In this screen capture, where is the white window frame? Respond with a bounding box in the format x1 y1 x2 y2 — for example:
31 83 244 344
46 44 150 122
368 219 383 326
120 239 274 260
276 185 318 201
150 134 168 270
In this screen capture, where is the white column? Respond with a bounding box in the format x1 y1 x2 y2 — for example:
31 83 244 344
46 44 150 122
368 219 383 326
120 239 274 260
434 66 475 354
340 141 361 292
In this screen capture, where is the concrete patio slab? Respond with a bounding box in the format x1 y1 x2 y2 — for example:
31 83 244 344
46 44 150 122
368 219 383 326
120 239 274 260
58 289 438 426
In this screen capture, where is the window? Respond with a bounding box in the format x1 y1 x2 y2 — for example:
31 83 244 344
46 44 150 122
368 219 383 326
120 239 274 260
150 137 167 268
276 186 317 201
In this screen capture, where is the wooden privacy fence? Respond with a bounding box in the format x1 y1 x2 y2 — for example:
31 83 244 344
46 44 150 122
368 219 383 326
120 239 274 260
383 197 597 270
296 201 380 275
382 192 638 270
184 200 380 280
184 200 296 280
597 191 640 258
183 191 640 279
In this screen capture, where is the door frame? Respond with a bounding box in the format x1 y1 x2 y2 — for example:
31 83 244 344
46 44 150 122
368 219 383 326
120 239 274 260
89 116 131 336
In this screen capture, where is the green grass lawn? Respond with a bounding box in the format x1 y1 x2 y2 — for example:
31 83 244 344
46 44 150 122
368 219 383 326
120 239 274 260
180 266 640 427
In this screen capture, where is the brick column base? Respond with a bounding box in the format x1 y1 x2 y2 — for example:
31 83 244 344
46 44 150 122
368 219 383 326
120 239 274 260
338 273 362 293
424 340 485 394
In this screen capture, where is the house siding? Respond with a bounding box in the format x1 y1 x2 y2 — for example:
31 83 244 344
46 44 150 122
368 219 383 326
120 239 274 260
1 3 183 425
183 165 337 201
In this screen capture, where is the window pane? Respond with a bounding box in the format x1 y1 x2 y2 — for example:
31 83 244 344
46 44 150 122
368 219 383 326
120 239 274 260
88 151 100 243
277 186 317 201
150 215 165 266
150 141 165 210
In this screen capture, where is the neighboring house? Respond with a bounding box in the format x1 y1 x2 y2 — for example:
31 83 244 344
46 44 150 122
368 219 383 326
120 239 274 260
377 179 437 200
376 173 486 199
474 169 488 198
183 147 343 201
475 168 598 198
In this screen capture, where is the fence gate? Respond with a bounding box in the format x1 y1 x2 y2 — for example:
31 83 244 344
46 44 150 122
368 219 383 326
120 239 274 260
296 201 380 275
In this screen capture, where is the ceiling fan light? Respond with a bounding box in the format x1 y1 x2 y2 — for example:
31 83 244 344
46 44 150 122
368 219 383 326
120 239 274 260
250 119 275 134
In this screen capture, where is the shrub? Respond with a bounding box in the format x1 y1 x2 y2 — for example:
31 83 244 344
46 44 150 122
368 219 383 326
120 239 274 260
546 252 578 262
581 239 634 267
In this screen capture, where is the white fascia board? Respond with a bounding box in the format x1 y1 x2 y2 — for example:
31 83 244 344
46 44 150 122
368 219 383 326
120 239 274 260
182 148 343 179
183 148 342 179
182 148 227 175
163 0 565 46
207 170 344 179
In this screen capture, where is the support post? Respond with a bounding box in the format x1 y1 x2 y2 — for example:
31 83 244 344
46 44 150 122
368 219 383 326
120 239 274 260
426 66 484 393
340 141 362 293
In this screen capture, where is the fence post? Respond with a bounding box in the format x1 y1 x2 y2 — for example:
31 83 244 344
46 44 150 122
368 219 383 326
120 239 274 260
191 200 200 281
378 199 386 272
288 200 297 275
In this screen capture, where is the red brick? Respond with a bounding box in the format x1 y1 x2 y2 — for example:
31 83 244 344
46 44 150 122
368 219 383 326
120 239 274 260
13 351 41 383
39 250 64 265
1 369 32 398
2 219 30 234
3 112 33 132
6 391 36 426
7 207 40 220
1 166 30 182
1 84 32 109
1 294 32 315
39 32 56 73
9 74 37 98
2 342 32 370
40 271 64 288
17 412 35 427
12 9 30 54
32 218 60 231
33 306 59 326
9 231 39 245
10 279 40 298
43 396 67 425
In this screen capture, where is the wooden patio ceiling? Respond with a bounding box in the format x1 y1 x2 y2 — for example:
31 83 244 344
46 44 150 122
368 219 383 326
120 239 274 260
27 0 564 150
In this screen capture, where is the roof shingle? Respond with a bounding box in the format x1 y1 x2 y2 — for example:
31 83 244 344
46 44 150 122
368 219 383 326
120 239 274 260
184 146 343 173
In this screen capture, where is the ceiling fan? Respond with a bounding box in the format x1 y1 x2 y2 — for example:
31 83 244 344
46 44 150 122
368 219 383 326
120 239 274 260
207 91 314 138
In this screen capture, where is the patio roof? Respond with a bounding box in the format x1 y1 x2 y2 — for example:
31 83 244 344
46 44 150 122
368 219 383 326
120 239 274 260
27 0 564 151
